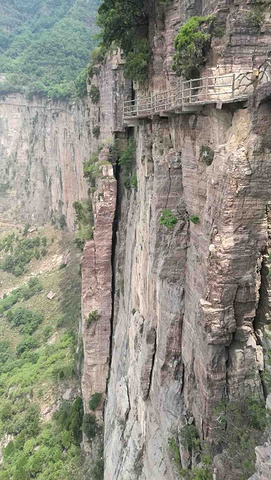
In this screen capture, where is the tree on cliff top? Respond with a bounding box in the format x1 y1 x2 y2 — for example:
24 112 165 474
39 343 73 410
97 0 151 83
98 0 147 54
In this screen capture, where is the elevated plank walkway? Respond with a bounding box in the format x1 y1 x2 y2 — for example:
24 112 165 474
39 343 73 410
123 70 266 123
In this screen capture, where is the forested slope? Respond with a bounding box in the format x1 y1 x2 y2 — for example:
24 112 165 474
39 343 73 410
0 0 100 99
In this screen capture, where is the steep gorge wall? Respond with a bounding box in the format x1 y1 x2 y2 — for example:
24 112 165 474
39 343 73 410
0 94 90 229
83 1 271 479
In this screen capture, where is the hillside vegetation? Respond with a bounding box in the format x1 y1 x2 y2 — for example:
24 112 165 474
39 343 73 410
0 226 91 479
0 0 100 100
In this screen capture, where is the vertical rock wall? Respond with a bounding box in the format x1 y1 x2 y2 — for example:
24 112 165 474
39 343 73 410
81 152 117 418
102 1 271 479
0 95 90 229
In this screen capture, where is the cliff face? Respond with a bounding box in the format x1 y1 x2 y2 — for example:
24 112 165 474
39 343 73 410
81 152 117 418
0 95 89 229
104 94 271 480
80 1 271 479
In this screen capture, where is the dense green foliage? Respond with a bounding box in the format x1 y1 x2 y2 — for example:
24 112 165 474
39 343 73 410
83 414 99 441
168 431 212 479
0 230 87 479
159 210 178 229
7 307 43 335
214 396 267 479
123 39 151 84
97 0 150 83
0 233 47 276
0 0 99 99
0 277 42 314
173 15 215 79
189 215 200 225
246 0 268 28
89 393 102 411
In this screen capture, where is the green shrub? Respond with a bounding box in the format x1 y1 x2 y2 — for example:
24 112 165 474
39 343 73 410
6 307 43 335
83 152 100 186
0 184 9 196
189 215 200 225
54 397 84 445
3 441 15 459
87 45 107 79
89 393 102 411
83 414 99 441
92 125 100 138
16 336 39 356
159 209 178 229
124 39 150 84
200 145 214 166
0 234 46 276
214 396 267 478
75 237 87 251
23 224 30 236
89 85 100 103
246 0 267 28
180 424 200 452
0 278 42 313
0 341 11 364
91 458 104 480
173 15 215 79
86 310 100 328
168 437 182 473
98 0 147 54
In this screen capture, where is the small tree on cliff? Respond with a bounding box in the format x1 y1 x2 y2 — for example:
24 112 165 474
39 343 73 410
172 15 215 79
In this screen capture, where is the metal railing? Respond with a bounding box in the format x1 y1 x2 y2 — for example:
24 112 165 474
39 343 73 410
123 71 257 119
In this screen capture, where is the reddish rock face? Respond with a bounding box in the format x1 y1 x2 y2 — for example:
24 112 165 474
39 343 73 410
81 150 117 418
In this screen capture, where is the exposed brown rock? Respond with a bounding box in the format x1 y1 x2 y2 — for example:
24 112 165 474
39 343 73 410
81 150 117 420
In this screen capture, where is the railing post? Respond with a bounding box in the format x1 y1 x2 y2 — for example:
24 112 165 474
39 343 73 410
182 81 184 107
232 74 235 99
189 79 192 103
205 77 208 101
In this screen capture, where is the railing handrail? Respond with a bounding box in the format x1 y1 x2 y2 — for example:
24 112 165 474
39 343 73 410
123 68 265 119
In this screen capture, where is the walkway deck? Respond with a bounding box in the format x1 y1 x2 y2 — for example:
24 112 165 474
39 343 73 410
123 70 262 122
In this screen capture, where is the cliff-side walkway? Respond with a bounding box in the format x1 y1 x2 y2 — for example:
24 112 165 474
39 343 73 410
123 66 271 121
